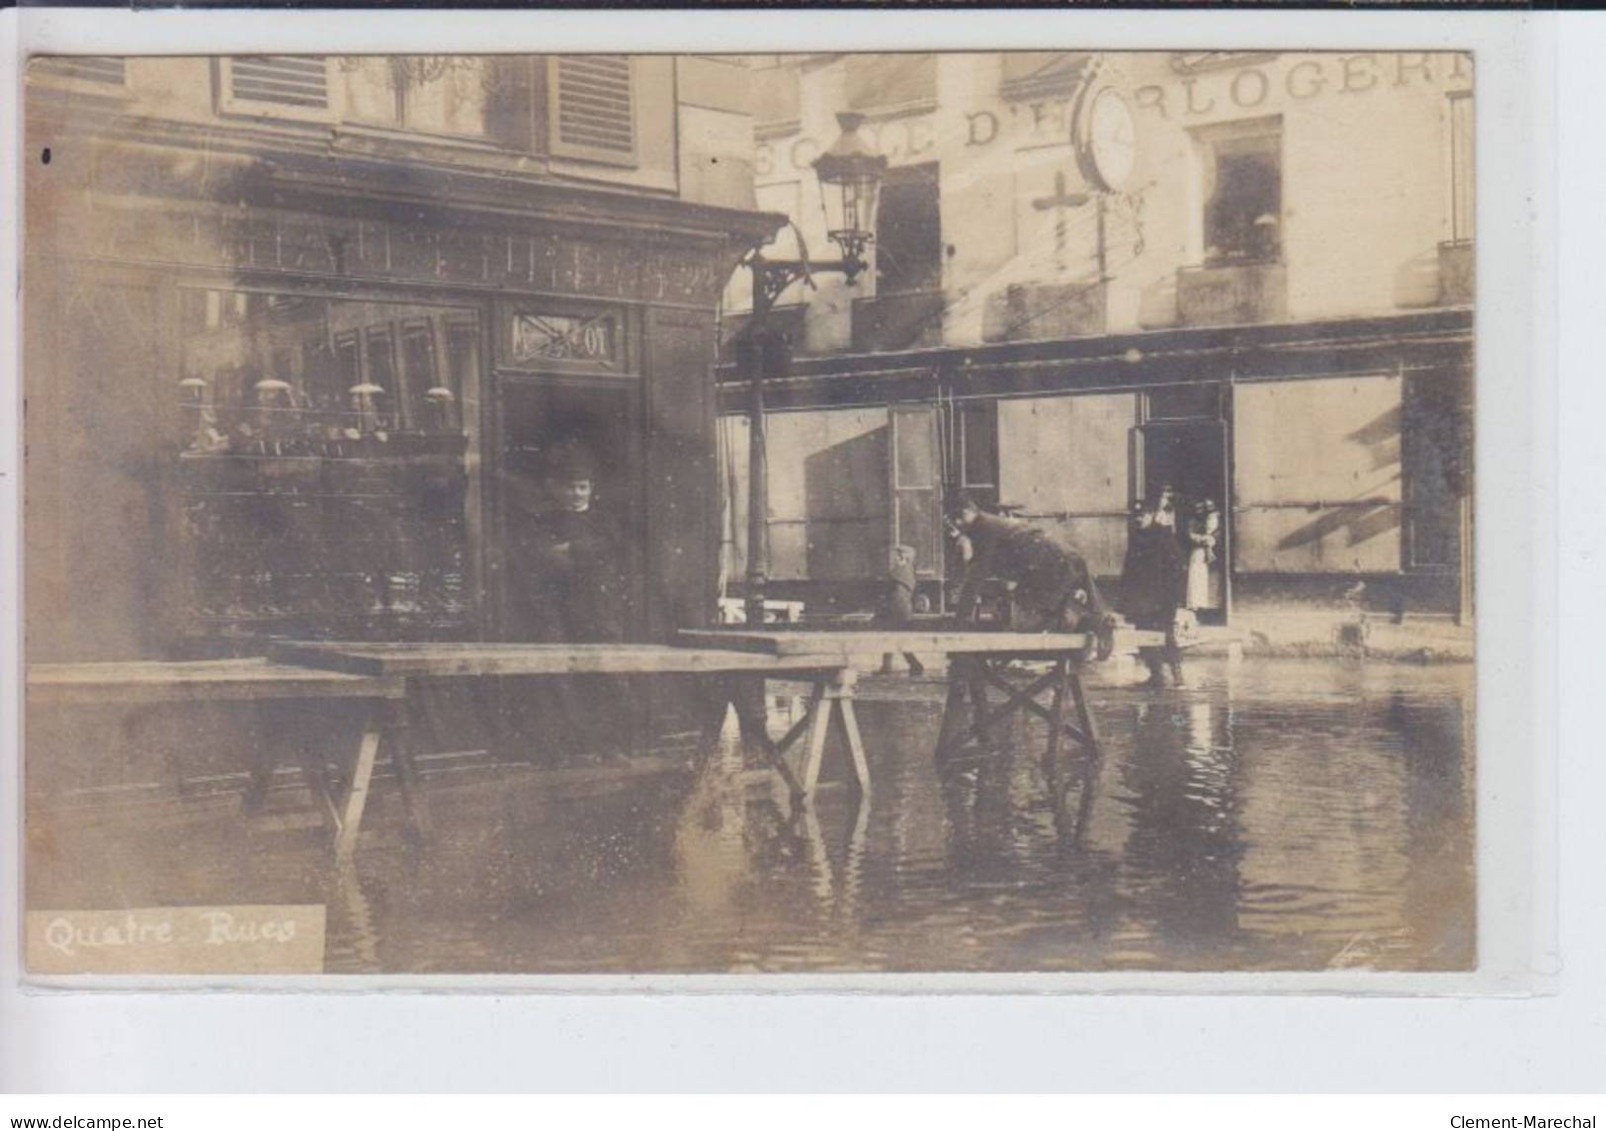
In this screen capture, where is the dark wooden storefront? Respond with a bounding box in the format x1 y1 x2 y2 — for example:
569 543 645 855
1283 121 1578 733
24 132 780 664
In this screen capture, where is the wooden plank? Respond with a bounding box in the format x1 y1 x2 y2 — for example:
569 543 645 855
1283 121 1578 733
26 658 405 705
269 640 853 678
676 628 1164 658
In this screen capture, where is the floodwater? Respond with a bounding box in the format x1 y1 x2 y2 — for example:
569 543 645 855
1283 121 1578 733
27 658 1475 974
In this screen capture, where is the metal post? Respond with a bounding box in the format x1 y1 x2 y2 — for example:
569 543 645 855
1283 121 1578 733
745 341 770 629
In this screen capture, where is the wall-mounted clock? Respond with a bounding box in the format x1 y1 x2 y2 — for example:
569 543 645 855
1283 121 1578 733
1075 85 1138 194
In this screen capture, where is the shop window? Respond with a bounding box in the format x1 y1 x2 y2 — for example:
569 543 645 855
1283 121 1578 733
1403 373 1470 570
548 55 637 166
1449 92 1474 242
219 56 334 121
956 400 998 492
1199 121 1282 266
400 320 439 427
175 294 478 641
444 320 481 398
846 54 936 113
31 56 126 87
333 331 362 396
365 325 400 426
891 405 943 576
876 164 942 296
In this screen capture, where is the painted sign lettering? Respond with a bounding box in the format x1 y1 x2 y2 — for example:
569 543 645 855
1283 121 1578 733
510 311 619 367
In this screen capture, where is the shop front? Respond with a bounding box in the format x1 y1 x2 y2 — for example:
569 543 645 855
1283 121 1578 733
25 140 780 663
715 309 1472 628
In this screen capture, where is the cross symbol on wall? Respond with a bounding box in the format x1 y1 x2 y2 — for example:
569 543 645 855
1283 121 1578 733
1032 169 1091 269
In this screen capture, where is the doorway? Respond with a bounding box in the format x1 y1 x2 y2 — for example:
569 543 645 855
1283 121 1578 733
492 378 643 640
1136 410 1231 623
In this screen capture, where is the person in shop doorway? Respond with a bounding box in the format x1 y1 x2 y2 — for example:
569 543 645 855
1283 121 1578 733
1185 497 1222 616
505 441 632 765
520 442 627 645
1120 487 1187 688
878 543 927 677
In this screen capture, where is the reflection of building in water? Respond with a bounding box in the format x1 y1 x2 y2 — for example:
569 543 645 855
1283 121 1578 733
25 54 777 661
718 52 1474 636
1110 697 1246 962
1232 702 1416 965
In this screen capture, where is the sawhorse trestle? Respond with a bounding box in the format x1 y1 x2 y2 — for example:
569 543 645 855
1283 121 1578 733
936 653 1104 766
764 669 871 802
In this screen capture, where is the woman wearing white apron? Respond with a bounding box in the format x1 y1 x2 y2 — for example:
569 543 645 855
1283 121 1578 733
1185 498 1220 613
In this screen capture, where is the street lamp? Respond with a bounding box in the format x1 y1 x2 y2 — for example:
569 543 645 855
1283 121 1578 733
739 111 887 627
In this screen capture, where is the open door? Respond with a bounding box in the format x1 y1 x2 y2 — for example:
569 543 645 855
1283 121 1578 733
1136 417 1231 623
492 377 644 640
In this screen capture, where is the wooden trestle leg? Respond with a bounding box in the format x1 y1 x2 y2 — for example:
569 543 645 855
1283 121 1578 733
935 652 1103 768
770 668 869 802
934 658 973 762
387 694 428 844
332 706 383 861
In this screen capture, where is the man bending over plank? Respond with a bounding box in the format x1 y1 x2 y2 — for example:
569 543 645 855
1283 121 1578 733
950 495 1116 657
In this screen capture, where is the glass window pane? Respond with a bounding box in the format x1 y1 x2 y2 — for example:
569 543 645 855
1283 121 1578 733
403 58 490 137
960 401 997 487
340 56 400 125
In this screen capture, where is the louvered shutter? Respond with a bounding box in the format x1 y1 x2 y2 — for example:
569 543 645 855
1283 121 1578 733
219 56 333 121
548 55 637 166
32 57 127 86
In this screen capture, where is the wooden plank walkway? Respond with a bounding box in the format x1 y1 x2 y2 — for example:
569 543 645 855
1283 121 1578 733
675 627 1165 658
27 658 410 860
26 657 405 705
267 640 849 678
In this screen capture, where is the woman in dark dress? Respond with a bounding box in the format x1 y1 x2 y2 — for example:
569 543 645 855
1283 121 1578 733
1119 487 1186 687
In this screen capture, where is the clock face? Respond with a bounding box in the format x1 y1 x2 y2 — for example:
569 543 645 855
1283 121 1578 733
1083 87 1137 192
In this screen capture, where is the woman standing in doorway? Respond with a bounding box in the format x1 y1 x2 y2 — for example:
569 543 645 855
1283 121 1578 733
1185 498 1221 614
1119 487 1187 687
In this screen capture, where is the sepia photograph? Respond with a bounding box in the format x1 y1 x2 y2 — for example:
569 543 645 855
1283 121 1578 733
20 47 1478 979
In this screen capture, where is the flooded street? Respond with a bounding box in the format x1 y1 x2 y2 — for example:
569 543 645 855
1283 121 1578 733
27 658 1475 974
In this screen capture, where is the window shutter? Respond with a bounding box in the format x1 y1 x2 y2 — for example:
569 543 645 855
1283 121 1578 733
548 55 637 166
33 57 127 86
220 56 333 120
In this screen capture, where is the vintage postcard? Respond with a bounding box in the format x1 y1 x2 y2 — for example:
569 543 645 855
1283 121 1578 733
20 47 1484 981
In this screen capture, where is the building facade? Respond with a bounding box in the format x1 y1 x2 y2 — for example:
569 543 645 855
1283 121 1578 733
717 51 1474 635
25 54 776 662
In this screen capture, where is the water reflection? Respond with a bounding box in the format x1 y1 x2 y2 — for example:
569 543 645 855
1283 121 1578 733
27 659 1475 974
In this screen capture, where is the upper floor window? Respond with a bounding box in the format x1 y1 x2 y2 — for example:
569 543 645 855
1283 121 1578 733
340 57 493 139
1197 118 1282 267
876 163 942 295
219 56 334 121
548 55 637 166
1448 91 1474 242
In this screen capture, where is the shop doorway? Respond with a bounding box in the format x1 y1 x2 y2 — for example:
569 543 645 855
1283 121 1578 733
492 378 643 640
1136 412 1231 623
